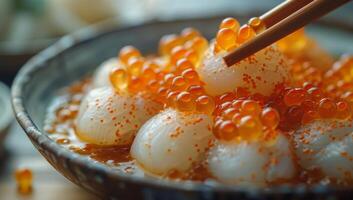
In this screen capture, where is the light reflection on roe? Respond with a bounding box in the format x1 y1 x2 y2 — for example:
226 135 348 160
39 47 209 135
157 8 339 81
44 17 353 187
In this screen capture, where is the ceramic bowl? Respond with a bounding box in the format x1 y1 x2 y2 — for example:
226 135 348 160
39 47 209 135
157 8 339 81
11 17 353 199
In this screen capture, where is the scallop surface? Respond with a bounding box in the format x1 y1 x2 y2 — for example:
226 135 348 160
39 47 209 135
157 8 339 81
208 134 296 186
131 108 214 175
197 44 289 96
75 87 162 145
293 120 353 182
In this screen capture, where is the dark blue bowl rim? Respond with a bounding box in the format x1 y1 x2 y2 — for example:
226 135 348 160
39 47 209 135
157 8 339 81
11 16 353 196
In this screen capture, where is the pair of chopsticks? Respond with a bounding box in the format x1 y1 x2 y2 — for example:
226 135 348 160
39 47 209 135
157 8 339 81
223 0 351 67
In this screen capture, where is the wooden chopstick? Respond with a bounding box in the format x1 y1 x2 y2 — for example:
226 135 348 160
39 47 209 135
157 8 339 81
223 0 351 67
260 0 314 28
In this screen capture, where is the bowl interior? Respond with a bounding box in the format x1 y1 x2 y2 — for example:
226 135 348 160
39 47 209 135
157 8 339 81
13 16 353 198
23 18 353 132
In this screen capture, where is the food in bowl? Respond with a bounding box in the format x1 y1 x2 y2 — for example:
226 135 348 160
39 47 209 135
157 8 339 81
43 17 353 187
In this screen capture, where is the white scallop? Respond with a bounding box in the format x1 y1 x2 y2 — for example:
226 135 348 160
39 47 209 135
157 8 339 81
131 108 214 175
92 58 125 88
208 134 296 186
197 43 289 96
293 120 353 182
75 87 162 145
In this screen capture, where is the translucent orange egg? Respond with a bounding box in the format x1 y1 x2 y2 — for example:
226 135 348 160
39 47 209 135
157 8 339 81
184 36 208 55
301 110 318 124
218 92 236 104
195 95 215 114
241 100 261 115
188 85 205 97
219 17 240 31
181 27 200 41
248 17 265 33
171 76 188 91
147 80 160 93
110 68 128 91
336 101 351 119
341 91 353 103
238 115 262 141
303 82 314 90
284 88 306 106
285 106 304 128
223 108 238 119
213 118 224 139
301 99 317 111
141 64 157 82
15 168 33 194
167 91 179 107
171 46 188 66
164 73 176 86
119 46 141 64
159 34 183 56
143 61 160 71
232 100 244 111
128 76 142 93
307 87 322 100
260 107 280 129
237 24 256 44
127 57 144 76
231 113 243 125
176 91 195 111
216 28 237 51
176 58 194 73
318 98 337 118
184 49 199 66
218 120 238 141
219 101 233 112
157 87 169 99
182 68 200 85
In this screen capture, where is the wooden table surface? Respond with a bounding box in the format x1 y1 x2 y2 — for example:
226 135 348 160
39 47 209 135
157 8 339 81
0 122 97 200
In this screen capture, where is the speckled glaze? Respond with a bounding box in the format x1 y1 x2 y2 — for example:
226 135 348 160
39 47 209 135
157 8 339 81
11 17 353 199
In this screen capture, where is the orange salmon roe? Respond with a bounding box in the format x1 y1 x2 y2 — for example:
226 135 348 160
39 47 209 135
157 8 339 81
109 17 353 145
127 57 144 76
181 27 200 41
219 17 240 31
318 98 337 118
248 17 266 33
260 107 280 129
119 46 141 64
15 168 33 195
110 68 128 91
284 88 306 106
176 91 195 111
237 24 256 44
216 28 237 51
159 34 182 56
196 95 215 114
184 36 208 56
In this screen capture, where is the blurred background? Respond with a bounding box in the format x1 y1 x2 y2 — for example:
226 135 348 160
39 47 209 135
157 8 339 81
0 0 352 199
0 0 352 85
